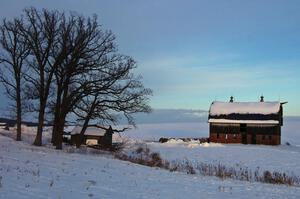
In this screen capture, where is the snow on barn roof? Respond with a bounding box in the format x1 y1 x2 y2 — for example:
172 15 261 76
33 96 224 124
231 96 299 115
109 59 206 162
208 119 279 124
70 126 106 136
209 101 281 116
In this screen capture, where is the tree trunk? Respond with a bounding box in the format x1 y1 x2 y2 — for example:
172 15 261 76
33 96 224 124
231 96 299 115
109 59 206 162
51 117 58 145
76 115 91 148
76 98 97 148
55 115 65 150
33 102 45 146
16 79 22 141
55 108 68 150
55 125 63 150
51 89 62 146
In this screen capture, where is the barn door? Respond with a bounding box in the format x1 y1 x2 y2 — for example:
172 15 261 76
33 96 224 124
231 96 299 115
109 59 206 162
242 133 247 144
251 133 256 144
240 124 247 144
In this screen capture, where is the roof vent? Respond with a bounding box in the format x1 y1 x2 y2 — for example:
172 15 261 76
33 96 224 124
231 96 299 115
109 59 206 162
260 95 264 102
229 96 234 103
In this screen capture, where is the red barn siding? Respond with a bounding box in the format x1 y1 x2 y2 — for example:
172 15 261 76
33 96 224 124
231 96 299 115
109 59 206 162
210 133 242 143
209 123 281 145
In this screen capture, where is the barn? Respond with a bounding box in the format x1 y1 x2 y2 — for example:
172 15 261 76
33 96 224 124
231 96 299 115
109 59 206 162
208 96 286 145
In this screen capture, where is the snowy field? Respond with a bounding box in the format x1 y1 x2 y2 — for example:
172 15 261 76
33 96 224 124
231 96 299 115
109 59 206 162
1 134 300 199
123 119 300 145
123 119 300 176
1 118 300 198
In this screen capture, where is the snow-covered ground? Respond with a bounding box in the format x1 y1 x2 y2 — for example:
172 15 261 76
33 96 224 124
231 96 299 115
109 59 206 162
148 141 300 176
1 118 300 198
1 134 300 199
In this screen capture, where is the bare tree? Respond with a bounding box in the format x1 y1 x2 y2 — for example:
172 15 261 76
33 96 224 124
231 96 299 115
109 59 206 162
73 59 152 147
50 14 152 149
0 18 29 141
49 13 99 147
20 8 62 146
49 14 115 149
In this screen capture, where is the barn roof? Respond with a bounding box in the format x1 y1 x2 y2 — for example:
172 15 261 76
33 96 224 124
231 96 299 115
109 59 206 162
208 119 279 124
209 101 281 116
70 126 106 136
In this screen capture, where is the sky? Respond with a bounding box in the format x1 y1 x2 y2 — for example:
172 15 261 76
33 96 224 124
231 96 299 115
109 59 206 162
0 0 300 115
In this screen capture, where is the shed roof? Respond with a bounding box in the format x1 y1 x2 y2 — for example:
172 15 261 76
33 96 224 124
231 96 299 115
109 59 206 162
209 101 281 116
70 126 106 136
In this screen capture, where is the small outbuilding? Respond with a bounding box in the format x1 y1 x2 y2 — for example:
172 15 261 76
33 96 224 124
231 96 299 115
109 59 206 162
0 122 9 130
208 96 287 145
69 125 114 147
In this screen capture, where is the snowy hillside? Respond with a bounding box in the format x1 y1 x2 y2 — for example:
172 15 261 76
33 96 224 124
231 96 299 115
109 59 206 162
1 134 300 199
1 118 300 198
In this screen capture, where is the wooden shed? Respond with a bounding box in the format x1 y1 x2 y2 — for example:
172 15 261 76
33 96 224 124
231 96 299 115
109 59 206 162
208 96 286 145
0 122 9 130
69 125 114 147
